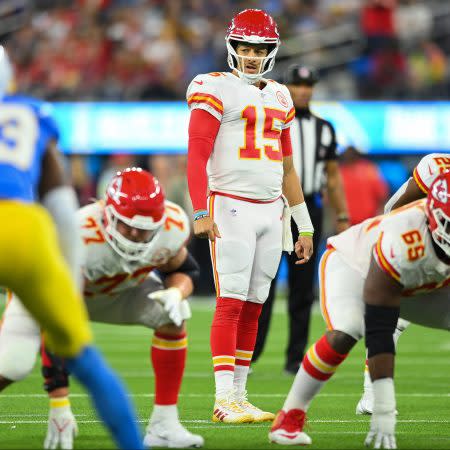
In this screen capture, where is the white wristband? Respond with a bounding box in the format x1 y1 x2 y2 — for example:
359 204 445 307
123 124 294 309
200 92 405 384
291 202 314 235
372 378 396 414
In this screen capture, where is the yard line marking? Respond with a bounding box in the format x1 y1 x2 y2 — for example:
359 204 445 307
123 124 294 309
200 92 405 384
0 393 447 398
0 419 447 425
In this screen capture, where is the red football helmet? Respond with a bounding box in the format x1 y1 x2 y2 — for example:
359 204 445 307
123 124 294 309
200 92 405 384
226 9 280 83
103 167 166 260
426 170 450 258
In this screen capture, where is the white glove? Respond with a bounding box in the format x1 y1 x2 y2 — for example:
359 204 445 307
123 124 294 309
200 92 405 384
148 287 191 327
44 400 78 450
365 411 397 449
365 378 397 449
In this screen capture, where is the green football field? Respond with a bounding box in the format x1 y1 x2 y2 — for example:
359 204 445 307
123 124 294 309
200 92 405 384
0 297 448 449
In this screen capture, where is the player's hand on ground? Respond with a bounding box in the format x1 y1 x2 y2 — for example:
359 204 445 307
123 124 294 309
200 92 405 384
148 287 191 326
193 216 221 241
44 404 78 449
365 411 397 449
294 235 314 265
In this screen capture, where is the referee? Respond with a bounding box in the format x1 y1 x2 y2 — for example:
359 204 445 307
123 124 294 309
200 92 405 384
252 65 350 374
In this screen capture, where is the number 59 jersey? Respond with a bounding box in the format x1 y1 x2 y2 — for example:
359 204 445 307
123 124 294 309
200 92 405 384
187 72 295 201
327 200 450 293
0 95 59 202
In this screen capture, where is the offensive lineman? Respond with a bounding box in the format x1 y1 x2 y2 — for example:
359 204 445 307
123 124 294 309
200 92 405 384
269 170 450 447
186 9 314 423
0 46 142 448
0 168 204 449
356 152 450 414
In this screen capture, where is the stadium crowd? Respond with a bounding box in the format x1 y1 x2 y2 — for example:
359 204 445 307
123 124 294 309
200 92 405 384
6 0 449 101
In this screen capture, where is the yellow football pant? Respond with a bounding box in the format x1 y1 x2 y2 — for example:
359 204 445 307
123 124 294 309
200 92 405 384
0 201 92 357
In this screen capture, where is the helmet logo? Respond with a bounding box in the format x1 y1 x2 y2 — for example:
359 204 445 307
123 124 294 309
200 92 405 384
276 90 288 108
108 177 125 204
432 179 448 204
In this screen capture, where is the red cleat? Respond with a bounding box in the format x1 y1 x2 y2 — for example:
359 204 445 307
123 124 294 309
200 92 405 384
268 409 312 446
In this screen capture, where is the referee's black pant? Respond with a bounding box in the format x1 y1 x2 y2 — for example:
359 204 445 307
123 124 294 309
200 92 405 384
252 197 323 371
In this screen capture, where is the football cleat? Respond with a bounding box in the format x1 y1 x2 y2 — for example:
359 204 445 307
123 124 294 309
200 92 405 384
144 420 204 448
356 393 373 415
234 390 275 422
268 409 312 446
212 398 253 423
356 394 398 416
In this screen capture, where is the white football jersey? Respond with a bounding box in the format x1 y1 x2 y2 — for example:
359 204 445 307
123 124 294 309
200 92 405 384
385 153 450 213
78 200 190 301
186 71 295 201
327 199 450 295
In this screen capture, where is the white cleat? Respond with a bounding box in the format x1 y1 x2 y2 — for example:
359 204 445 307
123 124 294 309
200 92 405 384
235 390 275 422
212 397 254 423
356 394 373 415
144 420 204 448
269 409 312 446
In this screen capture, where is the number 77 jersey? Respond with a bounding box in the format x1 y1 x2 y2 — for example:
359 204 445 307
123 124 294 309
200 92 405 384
187 72 295 201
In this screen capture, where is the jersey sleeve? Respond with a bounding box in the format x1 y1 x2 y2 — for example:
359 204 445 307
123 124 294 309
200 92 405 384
321 120 338 160
413 153 450 194
37 102 60 142
372 213 425 286
164 201 191 257
372 229 402 283
281 86 295 130
186 74 224 122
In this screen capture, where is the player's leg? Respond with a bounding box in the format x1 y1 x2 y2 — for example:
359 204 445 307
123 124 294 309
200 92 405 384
208 194 254 423
0 203 143 450
86 277 203 448
237 199 283 421
285 208 322 375
251 273 278 366
356 318 410 415
269 249 365 446
0 292 41 389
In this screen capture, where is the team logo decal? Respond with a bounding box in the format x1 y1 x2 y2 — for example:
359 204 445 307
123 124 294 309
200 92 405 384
276 90 288 108
432 179 448 204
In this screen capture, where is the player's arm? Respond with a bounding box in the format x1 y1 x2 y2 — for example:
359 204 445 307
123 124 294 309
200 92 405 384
187 109 221 241
39 140 83 287
385 177 425 213
158 247 200 299
148 248 200 327
363 251 403 449
325 160 350 233
281 128 314 264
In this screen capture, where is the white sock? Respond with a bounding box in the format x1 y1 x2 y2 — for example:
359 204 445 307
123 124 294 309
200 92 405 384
282 365 325 412
150 404 178 424
215 370 235 399
233 365 249 396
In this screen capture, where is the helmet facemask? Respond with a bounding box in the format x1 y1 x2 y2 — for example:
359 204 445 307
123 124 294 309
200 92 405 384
428 198 450 258
226 38 279 84
103 204 165 262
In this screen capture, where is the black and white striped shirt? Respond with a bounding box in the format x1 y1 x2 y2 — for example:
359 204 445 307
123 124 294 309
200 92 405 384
290 109 338 197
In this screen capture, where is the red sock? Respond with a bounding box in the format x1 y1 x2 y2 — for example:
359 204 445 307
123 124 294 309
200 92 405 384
235 301 263 367
302 334 348 381
151 331 187 405
210 297 244 372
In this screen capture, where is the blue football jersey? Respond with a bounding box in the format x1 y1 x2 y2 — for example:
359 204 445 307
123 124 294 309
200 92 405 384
0 95 59 202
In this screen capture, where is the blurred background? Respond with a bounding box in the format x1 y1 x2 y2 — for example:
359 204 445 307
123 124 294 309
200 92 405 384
2 0 450 293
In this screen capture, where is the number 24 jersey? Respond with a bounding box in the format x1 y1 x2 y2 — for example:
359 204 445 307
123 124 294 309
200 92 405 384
187 72 295 201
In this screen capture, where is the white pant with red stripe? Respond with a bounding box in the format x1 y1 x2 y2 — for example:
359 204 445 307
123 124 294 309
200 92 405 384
319 248 450 340
208 193 284 303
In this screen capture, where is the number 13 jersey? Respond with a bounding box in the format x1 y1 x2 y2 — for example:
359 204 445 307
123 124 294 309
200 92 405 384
187 72 295 201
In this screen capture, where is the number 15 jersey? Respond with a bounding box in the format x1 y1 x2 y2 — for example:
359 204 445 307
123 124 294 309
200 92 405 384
187 72 295 201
